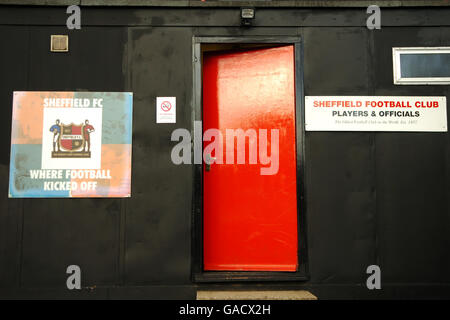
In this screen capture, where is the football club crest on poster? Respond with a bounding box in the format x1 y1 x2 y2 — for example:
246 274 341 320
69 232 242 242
51 121 93 158
9 91 133 198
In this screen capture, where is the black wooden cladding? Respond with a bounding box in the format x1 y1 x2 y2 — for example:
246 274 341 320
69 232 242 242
0 6 449 299
2 0 450 7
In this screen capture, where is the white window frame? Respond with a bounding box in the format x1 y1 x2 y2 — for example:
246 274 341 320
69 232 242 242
392 47 450 85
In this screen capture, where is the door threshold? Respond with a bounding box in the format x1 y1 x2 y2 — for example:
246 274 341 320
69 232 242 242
194 271 309 283
197 290 317 300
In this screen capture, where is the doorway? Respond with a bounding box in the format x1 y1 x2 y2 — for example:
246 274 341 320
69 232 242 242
192 37 308 282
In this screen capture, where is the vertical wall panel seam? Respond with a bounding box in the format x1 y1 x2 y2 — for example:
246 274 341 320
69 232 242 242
369 26 380 268
124 25 132 286
118 200 124 286
17 26 32 288
441 25 450 274
120 26 132 287
297 24 310 278
365 26 379 270
17 200 24 288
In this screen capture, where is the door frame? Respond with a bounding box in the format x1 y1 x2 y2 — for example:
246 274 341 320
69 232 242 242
192 36 309 282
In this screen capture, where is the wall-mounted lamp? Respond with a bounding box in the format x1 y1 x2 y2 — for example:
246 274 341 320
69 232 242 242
241 7 255 26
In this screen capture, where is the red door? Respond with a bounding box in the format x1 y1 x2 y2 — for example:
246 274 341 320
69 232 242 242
202 45 298 271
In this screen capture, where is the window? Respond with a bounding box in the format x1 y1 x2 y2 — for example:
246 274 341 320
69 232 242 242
393 47 450 85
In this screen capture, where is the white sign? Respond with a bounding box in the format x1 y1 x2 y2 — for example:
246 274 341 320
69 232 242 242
156 97 176 123
305 96 447 132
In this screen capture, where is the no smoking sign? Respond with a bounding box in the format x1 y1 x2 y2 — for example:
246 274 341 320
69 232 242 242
161 101 172 112
156 97 176 123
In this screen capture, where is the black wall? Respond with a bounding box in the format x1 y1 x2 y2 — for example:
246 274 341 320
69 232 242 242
0 5 449 299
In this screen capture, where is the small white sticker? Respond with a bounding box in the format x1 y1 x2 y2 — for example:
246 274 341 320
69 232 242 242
157 97 176 123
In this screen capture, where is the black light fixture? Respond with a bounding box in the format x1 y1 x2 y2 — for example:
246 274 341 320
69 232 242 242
241 7 255 26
